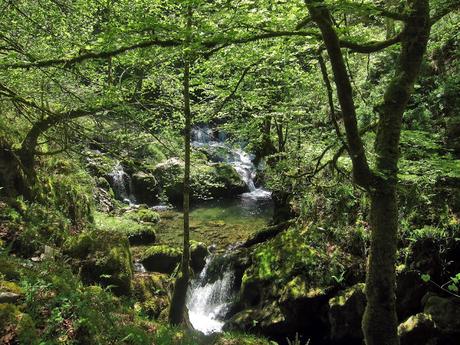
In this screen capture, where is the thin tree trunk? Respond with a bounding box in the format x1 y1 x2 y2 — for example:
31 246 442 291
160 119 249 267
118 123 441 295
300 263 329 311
169 4 192 325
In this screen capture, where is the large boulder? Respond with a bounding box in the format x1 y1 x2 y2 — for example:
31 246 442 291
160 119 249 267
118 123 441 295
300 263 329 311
124 209 159 245
396 270 427 321
407 237 442 281
152 158 248 205
0 279 23 304
328 283 366 343
141 245 181 274
423 294 460 341
398 313 438 345
232 274 330 342
152 158 184 204
210 163 248 197
131 171 159 205
64 229 133 296
141 242 210 275
127 227 156 246
279 276 330 339
224 302 289 339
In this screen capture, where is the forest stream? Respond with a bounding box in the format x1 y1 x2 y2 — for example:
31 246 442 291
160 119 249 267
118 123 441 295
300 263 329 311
3 4 460 344
109 126 273 334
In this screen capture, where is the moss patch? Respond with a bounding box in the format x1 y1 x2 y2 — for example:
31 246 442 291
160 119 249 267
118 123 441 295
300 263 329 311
64 229 133 296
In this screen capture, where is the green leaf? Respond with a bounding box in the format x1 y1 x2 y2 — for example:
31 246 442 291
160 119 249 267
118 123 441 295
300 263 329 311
448 284 459 293
421 274 431 282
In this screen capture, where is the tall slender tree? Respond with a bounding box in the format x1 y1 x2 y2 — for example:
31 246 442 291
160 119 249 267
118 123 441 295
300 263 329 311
169 3 193 325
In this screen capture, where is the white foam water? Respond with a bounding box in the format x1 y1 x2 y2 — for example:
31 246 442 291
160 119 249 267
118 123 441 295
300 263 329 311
186 256 235 334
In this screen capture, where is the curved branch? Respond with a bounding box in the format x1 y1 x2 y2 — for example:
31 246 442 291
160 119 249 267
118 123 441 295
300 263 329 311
0 38 181 70
306 0 373 190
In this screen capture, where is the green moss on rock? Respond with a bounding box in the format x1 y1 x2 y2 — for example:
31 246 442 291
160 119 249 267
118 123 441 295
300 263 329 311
152 158 247 204
328 283 366 342
398 313 437 345
190 241 209 273
95 211 157 245
133 273 171 319
64 229 133 296
141 245 181 274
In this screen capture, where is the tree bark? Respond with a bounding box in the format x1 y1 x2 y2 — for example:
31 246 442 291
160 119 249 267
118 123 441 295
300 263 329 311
169 4 193 326
364 187 399 345
305 1 431 344
363 2 430 344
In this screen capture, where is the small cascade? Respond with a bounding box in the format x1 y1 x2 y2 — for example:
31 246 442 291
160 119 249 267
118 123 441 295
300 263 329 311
186 255 236 335
191 126 214 144
108 162 137 205
191 126 271 199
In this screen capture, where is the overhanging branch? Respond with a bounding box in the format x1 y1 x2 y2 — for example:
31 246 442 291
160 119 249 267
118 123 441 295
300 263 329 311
0 38 181 70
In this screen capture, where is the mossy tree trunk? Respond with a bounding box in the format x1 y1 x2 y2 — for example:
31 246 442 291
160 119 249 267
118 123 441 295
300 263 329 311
305 1 431 344
1 102 115 199
169 4 193 326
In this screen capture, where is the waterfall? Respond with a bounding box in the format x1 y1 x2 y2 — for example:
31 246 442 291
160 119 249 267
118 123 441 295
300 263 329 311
191 126 271 200
186 255 236 334
108 162 137 205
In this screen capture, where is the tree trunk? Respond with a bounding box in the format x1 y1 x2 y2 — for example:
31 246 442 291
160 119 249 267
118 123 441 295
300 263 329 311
304 1 431 344
363 186 399 345
169 4 192 326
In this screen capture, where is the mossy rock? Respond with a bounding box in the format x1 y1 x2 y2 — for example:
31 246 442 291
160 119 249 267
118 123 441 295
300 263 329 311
190 241 209 273
0 303 38 344
396 270 427 321
224 302 289 338
127 208 161 224
0 279 23 304
423 294 460 336
328 283 366 342
398 313 438 345
152 158 247 204
94 211 157 245
141 245 181 274
133 273 171 319
131 171 159 205
85 152 118 177
278 276 330 334
214 333 273 345
153 158 184 204
127 227 157 246
64 229 133 296
210 163 248 197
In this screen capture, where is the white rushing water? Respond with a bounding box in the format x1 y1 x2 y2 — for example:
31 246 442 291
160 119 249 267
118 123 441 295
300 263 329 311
191 126 271 200
108 162 137 205
186 255 235 334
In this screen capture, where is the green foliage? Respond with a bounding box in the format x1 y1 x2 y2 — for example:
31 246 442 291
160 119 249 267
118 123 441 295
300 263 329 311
64 229 133 296
0 197 72 257
94 211 157 245
95 211 146 234
126 209 161 224
151 325 199 345
0 303 38 344
18 259 153 345
245 226 350 289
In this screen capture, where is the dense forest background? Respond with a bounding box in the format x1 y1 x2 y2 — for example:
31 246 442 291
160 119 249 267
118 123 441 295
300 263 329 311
0 0 459 345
